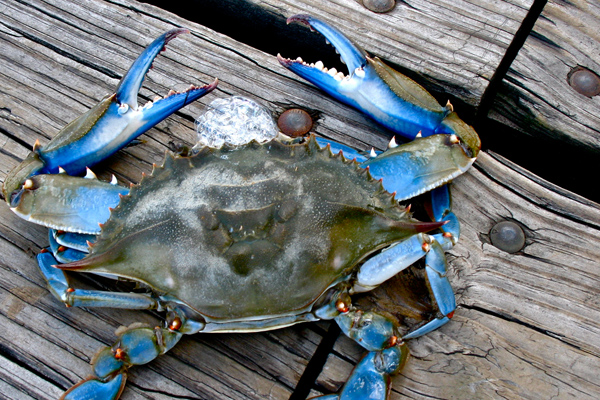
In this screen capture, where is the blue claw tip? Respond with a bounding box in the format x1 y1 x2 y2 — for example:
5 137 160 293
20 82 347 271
116 28 189 108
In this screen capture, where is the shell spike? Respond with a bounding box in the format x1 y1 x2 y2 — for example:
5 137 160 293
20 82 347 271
388 136 398 149
369 147 377 158
161 152 176 169
416 131 422 138
33 139 42 153
110 175 118 185
58 166 67 174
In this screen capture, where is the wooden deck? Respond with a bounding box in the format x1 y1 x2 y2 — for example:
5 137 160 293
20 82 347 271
0 0 599 399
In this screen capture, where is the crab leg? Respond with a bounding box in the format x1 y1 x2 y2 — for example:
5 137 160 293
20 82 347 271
312 310 409 400
53 230 96 253
10 173 128 234
3 28 217 206
38 251 157 310
427 185 460 250
60 324 183 400
48 230 87 263
353 231 456 338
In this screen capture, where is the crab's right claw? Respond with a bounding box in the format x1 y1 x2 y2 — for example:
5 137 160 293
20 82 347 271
2 28 217 205
278 14 480 159
278 15 368 111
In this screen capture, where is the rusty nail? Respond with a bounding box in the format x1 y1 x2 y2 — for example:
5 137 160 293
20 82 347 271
277 109 313 137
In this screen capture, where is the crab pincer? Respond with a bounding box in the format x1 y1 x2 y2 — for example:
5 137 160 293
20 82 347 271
3 28 217 209
278 14 479 157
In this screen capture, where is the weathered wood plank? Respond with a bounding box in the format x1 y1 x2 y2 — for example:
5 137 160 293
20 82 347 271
317 151 600 398
1 0 599 399
489 0 600 152
0 352 63 400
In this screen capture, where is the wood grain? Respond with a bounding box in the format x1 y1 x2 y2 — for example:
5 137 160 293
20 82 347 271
0 0 599 399
489 0 600 152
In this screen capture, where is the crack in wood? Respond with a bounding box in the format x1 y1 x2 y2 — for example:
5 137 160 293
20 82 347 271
475 0 549 122
289 322 340 400
0 338 70 393
462 304 586 353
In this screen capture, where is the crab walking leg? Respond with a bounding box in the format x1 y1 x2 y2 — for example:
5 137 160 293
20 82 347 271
48 230 87 263
310 346 409 400
355 233 456 339
61 325 183 400
311 311 409 400
427 185 460 250
38 251 157 309
53 230 96 253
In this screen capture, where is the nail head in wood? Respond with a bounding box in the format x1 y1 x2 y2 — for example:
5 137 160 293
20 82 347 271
277 109 313 137
361 0 396 13
490 220 525 253
567 66 600 98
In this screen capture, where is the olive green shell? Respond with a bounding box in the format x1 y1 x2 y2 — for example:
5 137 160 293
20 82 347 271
71 136 426 320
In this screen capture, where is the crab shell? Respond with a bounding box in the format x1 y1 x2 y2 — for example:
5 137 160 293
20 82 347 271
60 135 442 332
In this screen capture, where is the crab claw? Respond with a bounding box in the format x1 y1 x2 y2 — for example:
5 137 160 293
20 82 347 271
278 14 480 159
2 28 217 204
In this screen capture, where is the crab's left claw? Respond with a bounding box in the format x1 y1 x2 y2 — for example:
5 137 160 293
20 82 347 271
278 15 480 159
3 28 217 205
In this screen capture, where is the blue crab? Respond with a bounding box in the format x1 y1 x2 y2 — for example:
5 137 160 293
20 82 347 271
3 15 480 400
